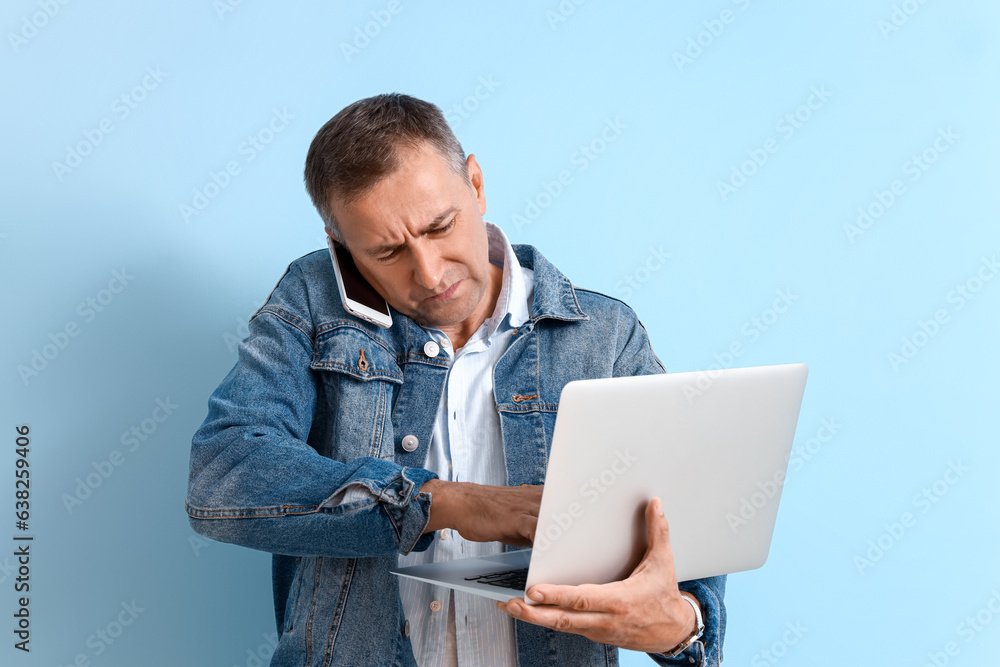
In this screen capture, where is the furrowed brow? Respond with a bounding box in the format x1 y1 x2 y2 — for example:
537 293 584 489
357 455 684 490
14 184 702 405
365 206 459 257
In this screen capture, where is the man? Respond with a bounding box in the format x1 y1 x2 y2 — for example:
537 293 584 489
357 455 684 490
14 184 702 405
186 93 726 666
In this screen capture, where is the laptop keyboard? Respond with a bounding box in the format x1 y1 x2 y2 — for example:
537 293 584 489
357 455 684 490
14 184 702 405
463 568 528 590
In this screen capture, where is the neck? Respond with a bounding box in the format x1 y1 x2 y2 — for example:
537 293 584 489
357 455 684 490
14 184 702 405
437 262 503 350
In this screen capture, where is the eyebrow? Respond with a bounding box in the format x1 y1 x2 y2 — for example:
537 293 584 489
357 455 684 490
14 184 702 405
365 206 459 257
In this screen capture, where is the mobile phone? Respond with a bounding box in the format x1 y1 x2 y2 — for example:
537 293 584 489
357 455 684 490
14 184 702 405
326 236 393 328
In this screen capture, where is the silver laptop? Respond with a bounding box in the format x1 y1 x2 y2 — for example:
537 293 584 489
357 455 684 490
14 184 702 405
391 363 808 602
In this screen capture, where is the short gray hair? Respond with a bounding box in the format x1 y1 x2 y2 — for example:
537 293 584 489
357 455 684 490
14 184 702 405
304 93 469 240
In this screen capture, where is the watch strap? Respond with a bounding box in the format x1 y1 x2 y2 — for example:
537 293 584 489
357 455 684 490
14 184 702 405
662 592 705 658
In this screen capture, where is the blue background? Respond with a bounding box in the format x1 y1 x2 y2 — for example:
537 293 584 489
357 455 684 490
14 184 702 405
3 1 998 665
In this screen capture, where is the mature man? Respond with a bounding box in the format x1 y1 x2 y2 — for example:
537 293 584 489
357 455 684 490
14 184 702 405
186 93 726 666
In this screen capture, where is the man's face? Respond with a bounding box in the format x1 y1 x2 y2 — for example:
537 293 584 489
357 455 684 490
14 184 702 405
327 141 491 329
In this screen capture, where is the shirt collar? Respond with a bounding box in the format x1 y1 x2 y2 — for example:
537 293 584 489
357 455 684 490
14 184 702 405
483 221 529 338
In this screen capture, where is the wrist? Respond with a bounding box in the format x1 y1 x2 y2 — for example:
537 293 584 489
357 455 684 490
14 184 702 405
420 479 456 534
660 592 704 657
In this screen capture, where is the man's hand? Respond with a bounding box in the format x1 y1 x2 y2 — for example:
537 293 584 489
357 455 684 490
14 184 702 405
496 497 699 655
420 480 543 547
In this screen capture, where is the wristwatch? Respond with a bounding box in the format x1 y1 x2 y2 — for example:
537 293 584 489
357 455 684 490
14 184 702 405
662 592 705 658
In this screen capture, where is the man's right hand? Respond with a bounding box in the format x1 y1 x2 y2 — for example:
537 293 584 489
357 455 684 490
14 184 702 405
419 480 543 548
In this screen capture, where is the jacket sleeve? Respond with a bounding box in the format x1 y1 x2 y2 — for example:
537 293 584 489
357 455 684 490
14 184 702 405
611 304 727 667
185 263 437 559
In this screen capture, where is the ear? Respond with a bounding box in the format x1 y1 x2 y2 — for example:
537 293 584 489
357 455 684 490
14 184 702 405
466 153 487 216
325 226 343 248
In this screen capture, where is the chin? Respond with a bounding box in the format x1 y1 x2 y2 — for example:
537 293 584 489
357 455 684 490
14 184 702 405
416 300 476 328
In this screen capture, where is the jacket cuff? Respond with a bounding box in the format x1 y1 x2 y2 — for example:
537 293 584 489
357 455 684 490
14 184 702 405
377 465 439 556
648 576 727 666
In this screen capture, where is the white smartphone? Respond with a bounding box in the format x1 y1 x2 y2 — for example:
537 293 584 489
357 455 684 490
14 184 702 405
326 236 393 328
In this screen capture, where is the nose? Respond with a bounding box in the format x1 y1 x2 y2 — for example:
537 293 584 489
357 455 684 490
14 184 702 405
410 241 442 291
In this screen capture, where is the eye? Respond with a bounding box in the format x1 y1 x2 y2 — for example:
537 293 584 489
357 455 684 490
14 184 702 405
433 217 456 234
376 249 399 263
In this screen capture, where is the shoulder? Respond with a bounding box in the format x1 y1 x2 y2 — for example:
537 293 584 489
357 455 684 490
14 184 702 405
512 242 638 322
571 285 641 322
249 248 352 340
289 247 336 275
571 286 665 374
258 248 334 311
565 286 652 360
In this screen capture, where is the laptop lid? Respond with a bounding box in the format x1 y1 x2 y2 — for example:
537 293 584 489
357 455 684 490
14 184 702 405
525 362 808 592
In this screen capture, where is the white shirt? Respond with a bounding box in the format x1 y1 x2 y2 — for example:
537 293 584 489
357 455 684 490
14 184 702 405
397 221 533 667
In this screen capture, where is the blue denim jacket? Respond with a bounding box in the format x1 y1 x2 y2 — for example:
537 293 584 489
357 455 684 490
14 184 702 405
186 243 726 666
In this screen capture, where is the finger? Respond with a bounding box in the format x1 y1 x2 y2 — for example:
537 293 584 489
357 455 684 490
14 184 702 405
523 582 624 613
498 597 608 634
521 514 537 543
501 532 532 548
645 497 672 558
625 498 671 577
629 497 679 584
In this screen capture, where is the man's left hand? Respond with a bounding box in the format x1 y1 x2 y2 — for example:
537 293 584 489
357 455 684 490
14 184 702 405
496 496 698 655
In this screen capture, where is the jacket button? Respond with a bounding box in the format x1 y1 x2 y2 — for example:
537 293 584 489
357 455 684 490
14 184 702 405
403 619 410 637
423 340 440 357
401 434 419 452
429 600 441 612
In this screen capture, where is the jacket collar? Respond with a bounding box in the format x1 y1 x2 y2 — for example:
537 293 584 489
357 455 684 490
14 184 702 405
511 244 589 325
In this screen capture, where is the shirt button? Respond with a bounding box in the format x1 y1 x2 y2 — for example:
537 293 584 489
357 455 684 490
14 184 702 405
423 340 440 357
430 600 441 612
439 529 450 540
401 434 419 452
440 338 451 348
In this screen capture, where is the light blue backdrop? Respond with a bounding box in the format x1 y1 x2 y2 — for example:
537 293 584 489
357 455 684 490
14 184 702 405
3 1 998 665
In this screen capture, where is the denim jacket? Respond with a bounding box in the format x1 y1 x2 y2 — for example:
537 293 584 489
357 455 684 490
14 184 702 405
186 242 726 666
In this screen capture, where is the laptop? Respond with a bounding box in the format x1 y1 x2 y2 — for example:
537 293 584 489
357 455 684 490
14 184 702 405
390 362 808 602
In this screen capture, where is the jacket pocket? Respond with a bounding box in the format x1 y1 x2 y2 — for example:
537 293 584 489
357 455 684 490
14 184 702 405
283 556 307 634
309 324 402 462
495 393 560 486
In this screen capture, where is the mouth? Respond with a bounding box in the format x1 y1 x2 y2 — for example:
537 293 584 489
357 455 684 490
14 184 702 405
426 280 461 302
